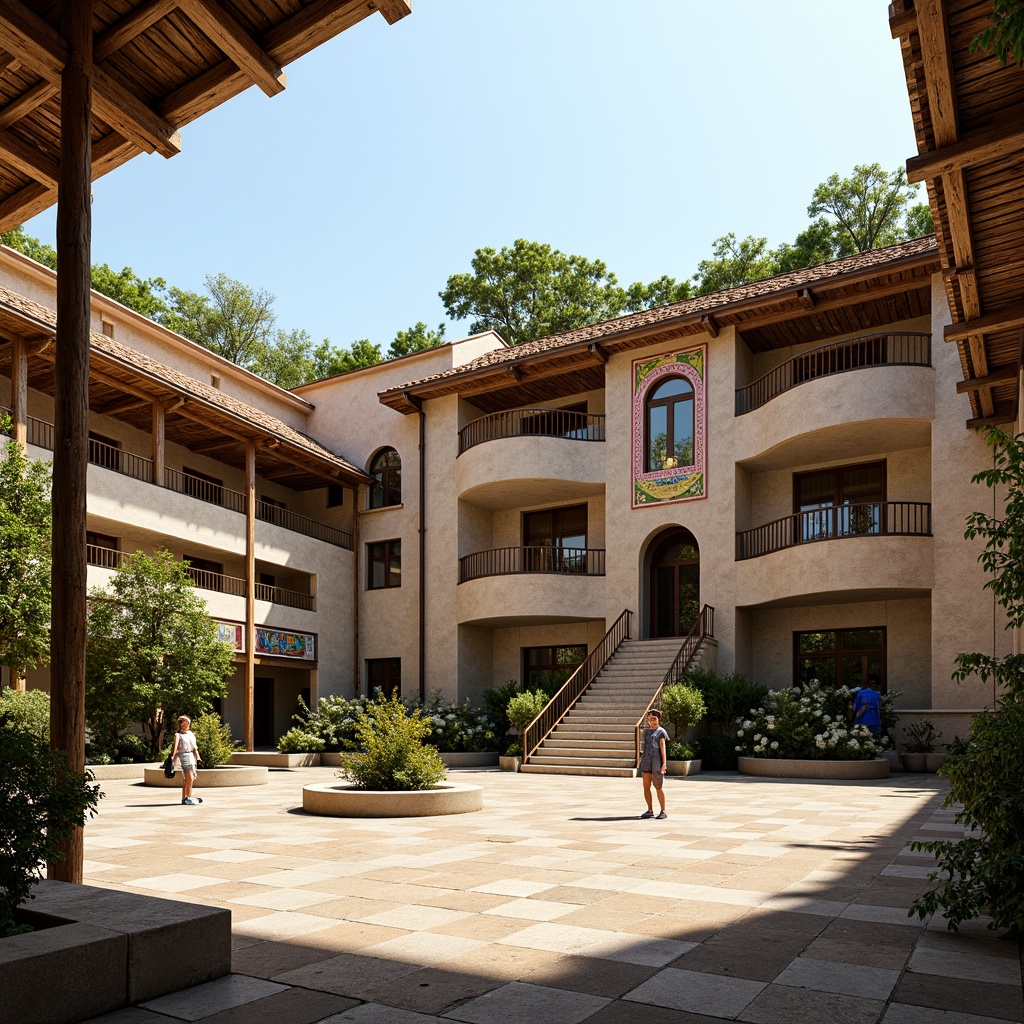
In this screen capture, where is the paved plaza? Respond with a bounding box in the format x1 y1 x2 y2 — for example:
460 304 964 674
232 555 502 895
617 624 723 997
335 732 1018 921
77 767 1022 1024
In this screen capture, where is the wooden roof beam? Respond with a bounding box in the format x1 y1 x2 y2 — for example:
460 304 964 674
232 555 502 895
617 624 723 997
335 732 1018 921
956 365 1020 394
907 110 1024 183
916 0 959 144
0 127 58 188
701 314 720 338
375 0 414 25
178 0 287 98
94 0 178 63
93 395 150 416
798 288 815 310
0 80 58 129
967 402 1016 430
0 2 182 157
945 301 1024 342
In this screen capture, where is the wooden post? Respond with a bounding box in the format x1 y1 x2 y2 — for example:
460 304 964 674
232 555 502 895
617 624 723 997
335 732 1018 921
244 438 255 750
11 334 27 445
49 0 92 885
151 401 165 486
352 484 360 698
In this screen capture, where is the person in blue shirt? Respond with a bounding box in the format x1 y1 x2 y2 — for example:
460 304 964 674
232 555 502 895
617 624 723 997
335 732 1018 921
853 675 882 736
639 709 670 819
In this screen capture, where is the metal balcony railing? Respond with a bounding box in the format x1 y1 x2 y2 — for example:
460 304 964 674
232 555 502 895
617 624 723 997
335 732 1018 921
459 545 606 583
459 408 606 455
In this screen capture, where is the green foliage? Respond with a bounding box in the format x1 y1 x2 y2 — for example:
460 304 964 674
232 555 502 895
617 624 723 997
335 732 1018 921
287 694 375 752
1 226 57 269
693 234 779 294
90 263 169 319
685 669 767 730
667 740 696 761
660 684 706 739
85 549 234 757
85 731 150 765
277 727 326 753
734 680 883 760
0 716 101 935
340 692 447 791
389 322 446 358
419 693 497 752
482 680 521 742
910 427 1024 933
504 740 522 757
0 687 49 741
694 733 738 771
0 427 52 677
902 719 941 754
188 713 238 768
506 690 548 733
972 0 1024 66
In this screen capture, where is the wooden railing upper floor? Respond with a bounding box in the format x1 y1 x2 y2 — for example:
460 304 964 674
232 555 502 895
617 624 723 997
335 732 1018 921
459 408 606 455
735 331 931 415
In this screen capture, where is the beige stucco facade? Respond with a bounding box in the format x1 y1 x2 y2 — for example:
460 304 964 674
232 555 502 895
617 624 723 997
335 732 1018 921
0 241 1013 748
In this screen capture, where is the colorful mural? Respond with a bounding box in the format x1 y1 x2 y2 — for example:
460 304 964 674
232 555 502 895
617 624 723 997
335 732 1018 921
631 346 707 508
256 628 315 660
215 621 243 652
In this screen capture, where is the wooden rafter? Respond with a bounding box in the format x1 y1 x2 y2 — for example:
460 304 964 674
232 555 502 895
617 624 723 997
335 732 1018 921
955 365 1020 394
93 0 178 63
944 301 1024 343
907 109 1024 183
0 80 58 129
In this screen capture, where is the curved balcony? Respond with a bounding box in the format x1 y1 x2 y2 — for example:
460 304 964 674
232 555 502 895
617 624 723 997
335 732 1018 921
736 331 931 415
459 546 605 583
459 408 605 455
737 502 931 560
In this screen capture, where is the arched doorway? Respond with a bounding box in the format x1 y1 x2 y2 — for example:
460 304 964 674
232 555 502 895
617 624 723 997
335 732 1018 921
649 529 700 638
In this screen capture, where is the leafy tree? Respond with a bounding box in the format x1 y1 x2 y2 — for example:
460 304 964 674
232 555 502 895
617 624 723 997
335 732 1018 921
660 683 706 740
972 0 1024 65
693 234 779 294
0 424 52 685
0 719 101 935
0 687 49 741
904 201 935 239
85 549 234 757
773 219 840 273
344 338 384 370
623 275 694 312
389 321 446 358
90 263 169 320
910 427 1024 933
440 239 632 345
0 226 57 270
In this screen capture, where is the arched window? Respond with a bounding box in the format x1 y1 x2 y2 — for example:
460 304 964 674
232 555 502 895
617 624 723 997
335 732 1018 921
645 376 694 472
369 448 401 508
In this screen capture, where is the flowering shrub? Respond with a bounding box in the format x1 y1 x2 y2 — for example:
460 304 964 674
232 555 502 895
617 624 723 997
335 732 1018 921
281 694 375 752
419 693 498 752
734 680 885 760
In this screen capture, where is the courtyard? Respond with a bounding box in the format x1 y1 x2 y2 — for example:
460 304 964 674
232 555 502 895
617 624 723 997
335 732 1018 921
76 768 1022 1024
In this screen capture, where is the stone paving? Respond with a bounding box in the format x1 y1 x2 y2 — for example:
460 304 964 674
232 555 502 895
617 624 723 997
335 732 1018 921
77 767 1023 1024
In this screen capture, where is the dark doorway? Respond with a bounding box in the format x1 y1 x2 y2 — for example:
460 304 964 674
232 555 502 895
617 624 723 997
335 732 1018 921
649 529 700 638
255 677 274 748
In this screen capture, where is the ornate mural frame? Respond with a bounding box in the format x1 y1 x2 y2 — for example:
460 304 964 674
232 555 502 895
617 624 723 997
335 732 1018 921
632 345 707 508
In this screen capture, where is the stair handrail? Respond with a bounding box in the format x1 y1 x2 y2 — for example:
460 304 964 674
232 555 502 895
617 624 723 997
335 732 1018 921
634 605 715 766
521 609 632 764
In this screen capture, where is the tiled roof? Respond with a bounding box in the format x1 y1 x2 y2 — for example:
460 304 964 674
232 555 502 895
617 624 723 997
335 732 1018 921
383 236 939 395
0 285 366 480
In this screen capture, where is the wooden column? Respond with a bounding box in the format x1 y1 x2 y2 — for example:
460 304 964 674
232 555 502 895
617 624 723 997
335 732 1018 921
352 484 360 698
49 0 92 885
151 402 165 486
11 334 27 445
243 438 255 750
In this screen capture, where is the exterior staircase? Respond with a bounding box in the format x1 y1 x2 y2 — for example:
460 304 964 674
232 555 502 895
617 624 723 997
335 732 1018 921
520 638 701 778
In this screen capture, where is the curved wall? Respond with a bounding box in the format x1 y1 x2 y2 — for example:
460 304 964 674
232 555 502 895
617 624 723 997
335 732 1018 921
456 571 605 627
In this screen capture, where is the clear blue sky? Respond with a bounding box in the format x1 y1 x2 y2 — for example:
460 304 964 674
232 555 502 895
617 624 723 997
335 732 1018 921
26 1 919 351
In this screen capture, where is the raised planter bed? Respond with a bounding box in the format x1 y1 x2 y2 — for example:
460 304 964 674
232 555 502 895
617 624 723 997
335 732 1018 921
438 751 498 767
2 881 230 1024
230 751 321 768
303 781 483 817
666 758 702 777
143 764 269 787
738 756 889 780
87 762 160 781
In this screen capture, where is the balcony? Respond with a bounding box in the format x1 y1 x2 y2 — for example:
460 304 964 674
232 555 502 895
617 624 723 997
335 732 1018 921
736 501 932 560
3 409 351 550
736 332 931 415
459 546 605 583
458 408 605 455
85 545 316 610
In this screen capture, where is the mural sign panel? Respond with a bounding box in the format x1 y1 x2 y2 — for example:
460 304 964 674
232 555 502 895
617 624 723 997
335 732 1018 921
256 628 315 660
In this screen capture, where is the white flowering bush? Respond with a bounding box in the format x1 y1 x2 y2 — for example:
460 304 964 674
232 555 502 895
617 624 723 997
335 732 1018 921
419 693 498 752
733 679 885 760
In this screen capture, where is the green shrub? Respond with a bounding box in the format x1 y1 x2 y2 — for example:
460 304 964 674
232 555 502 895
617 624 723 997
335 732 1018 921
0 687 49 741
660 684 705 739
902 719 941 753
504 740 522 757
340 692 447 791
291 694 373 752
506 690 548 734
188 713 239 767
695 734 738 770
0 714 101 935
667 740 696 760
278 727 326 753
86 731 150 765
419 693 498 752
685 668 767 730
483 680 521 739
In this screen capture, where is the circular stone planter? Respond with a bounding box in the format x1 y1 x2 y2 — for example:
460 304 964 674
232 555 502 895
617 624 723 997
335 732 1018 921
438 752 498 768
302 782 483 817
738 756 889 780
143 764 269 787
87 762 160 781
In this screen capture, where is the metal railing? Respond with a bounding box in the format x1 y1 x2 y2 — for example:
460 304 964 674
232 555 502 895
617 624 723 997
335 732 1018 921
459 546 606 583
255 499 352 549
736 501 933 560
635 605 715 766
88 437 154 482
164 466 247 513
459 408 606 455
522 609 633 764
185 565 247 597
735 331 931 414
2 406 58 450
254 582 316 611
85 544 123 570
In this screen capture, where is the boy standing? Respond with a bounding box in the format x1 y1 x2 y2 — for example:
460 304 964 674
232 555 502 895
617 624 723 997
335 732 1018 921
639 708 669 820
854 675 882 736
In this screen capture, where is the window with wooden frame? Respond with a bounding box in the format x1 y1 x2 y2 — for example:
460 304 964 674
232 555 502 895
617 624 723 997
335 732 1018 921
794 461 886 541
367 540 401 589
369 448 402 508
522 645 587 690
794 628 886 692
366 657 401 698
645 376 694 472
521 504 588 572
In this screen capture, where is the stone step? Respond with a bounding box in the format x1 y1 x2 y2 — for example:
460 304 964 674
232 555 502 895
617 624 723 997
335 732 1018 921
530 756 636 769
520 764 638 778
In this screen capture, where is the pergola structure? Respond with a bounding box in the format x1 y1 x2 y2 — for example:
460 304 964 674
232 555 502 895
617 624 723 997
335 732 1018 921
0 0 411 884
891 0 1024 429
